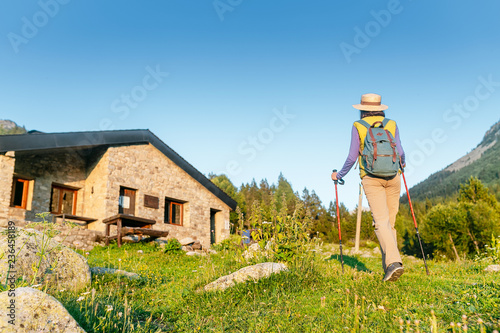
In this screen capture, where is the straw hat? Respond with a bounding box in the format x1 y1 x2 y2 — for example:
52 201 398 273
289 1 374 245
352 93 388 111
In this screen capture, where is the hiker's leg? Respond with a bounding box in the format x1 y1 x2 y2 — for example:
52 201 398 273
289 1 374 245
362 176 402 270
386 174 402 242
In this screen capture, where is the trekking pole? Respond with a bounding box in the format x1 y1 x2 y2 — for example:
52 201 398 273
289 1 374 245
332 169 345 273
400 164 430 276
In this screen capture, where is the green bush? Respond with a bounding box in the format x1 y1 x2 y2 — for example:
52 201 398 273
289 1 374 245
212 234 242 252
421 178 500 259
475 235 500 264
164 238 182 253
233 195 317 263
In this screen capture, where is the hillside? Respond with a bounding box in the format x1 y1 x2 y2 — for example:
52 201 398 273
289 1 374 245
0 119 27 135
41 242 500 332
407 119 500 202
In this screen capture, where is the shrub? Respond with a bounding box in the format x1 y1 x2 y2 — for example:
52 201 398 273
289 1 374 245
212 234 242 252
164 238 182 254
235 194 316 263
475 235 500 264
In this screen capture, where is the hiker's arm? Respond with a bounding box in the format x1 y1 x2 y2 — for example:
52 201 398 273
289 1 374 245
333 125 359 180
395 126 406 166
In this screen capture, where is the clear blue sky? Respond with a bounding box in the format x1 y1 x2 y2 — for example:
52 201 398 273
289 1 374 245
1 1 499 209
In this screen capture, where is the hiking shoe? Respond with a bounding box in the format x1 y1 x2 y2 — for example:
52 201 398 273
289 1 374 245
382 262 404 282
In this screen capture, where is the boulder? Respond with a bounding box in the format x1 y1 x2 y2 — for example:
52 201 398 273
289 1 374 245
242 243 261 259
179 237 195 246
484 264 500 272
90 267 140 279
0 227 91 292
186 251 206 256
204 262 288 292
0 287 86 332
154 238 169 247
191 241 202 250
264 239 275 251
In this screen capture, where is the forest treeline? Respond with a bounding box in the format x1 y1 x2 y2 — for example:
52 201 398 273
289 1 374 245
210 173 500 260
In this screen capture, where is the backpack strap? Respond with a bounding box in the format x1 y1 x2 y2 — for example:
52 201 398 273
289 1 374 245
367 127 378 163
356 119 371 129
382 118 391 128
380 118 397 162
385 129 398 162
357 118 391 129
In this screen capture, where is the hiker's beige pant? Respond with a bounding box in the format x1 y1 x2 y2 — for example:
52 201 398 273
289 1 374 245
361 174 402 270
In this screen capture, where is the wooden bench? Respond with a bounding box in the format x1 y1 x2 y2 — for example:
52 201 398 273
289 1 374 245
103 214 168 247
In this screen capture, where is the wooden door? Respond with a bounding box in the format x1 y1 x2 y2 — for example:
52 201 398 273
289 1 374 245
210 210 216 245
119 187 136 216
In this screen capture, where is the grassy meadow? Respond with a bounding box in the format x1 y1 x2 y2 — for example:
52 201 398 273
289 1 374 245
51 241 500 333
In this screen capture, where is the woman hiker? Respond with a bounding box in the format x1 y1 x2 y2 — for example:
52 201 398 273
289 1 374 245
331 93 406 282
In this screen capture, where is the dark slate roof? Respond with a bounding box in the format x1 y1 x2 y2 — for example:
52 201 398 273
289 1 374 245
0 130 237 210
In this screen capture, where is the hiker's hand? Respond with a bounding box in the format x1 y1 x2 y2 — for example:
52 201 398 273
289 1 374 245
331 171 339 181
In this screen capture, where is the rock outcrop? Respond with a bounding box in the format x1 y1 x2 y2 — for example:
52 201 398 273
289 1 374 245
90 267 140 279
242 243 262 259
204 262 288 292
0 287 86 332
484 264 500 272
0 227 91 292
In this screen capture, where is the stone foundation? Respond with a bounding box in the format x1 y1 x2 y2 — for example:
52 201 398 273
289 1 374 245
28 222 104 252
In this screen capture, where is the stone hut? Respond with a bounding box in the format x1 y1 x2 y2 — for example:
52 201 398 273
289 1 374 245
0 130 236 248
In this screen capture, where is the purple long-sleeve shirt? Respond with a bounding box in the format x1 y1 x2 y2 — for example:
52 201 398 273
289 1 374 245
336 124 405 179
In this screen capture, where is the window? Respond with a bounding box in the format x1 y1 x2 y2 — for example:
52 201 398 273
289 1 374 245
119 187 136 216
50 185 78 215
164 199 183 225
11 178 29 209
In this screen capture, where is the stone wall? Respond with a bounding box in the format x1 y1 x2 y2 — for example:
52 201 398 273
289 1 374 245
0 152 15 227
90 144 231 249
3 144 232 249
82 148 109 222
13 150 88 222
25 222 104 252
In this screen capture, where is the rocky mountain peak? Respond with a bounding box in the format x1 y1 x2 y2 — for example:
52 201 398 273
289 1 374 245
0 119 18 130
444 119 499 173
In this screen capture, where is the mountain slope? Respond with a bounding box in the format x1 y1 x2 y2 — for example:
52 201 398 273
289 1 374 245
0 120 27 135
407 119 500 202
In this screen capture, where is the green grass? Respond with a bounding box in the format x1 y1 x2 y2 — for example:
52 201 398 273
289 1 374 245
53 242 499 332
